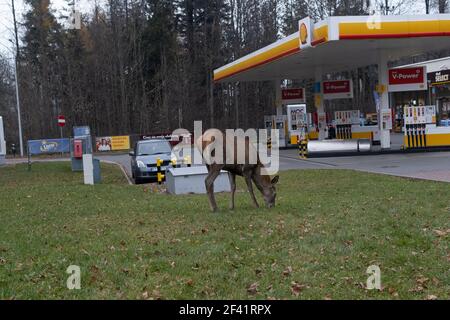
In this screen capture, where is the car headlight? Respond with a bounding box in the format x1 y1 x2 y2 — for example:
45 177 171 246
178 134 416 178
137 160 146 169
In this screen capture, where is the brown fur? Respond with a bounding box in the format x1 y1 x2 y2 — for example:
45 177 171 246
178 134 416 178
196 129 279 212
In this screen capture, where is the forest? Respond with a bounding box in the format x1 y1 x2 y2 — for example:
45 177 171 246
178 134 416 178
0 0 449 146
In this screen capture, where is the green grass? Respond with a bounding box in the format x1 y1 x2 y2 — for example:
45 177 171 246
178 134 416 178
0 162 448 300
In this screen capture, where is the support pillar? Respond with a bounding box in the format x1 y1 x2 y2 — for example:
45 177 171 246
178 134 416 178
315 68 327 140
378 51 391 149
275 79 283 116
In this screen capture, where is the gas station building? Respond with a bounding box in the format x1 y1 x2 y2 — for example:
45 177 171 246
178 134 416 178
214 14 450 154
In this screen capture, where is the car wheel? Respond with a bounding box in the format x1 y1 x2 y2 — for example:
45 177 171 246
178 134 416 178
134 177 143 185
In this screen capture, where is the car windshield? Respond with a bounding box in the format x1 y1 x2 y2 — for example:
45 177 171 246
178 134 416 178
137 141 171 156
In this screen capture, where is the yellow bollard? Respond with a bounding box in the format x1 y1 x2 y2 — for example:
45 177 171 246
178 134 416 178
157 172 165 184
184 155 192 167
300 139 308 159
298 138 302 159
156 158 165 185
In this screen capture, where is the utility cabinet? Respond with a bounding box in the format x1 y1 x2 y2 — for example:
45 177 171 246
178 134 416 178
166 166 231 195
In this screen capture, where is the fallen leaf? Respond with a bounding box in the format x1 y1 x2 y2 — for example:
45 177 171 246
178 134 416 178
433 229 449 237
416 276 429 287
247 282 259 295
432 278 440 286
282 266 293 277
142 291 149 299
151 290 162 300
291 282 305 297
409 286 424 293
426 295 438 301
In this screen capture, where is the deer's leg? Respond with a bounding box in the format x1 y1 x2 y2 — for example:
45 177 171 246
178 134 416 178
229 172 236 210
205 168 221 212
244 173 259 209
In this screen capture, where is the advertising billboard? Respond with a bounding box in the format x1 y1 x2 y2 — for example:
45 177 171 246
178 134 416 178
282 88 306 104
388 67 427 92
96 136 130 152
428 69 450 87
322 80 354 100
28 139 70 155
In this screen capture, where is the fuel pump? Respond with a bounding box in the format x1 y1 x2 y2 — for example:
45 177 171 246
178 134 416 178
275 115 288 148
335 110 360 139
404 106 433 149
287 104 308 145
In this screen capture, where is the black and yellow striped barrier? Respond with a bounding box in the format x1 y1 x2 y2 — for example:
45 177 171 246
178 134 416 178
299 139 308 159
267 137 272 150
156 158 165 185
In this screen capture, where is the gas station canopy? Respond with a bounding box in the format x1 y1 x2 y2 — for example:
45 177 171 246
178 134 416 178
214 15 450 83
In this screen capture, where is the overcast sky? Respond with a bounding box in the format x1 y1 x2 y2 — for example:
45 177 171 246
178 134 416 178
0 0 429 58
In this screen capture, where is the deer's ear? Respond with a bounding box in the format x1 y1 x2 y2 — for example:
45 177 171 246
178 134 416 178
271 176 279 185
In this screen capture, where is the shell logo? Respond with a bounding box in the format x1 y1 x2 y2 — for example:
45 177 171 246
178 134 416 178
300 23 308 45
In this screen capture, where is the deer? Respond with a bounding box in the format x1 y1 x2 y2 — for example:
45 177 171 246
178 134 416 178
196 129 279 212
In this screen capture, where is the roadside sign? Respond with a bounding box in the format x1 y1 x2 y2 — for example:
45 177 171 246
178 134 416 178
323 80 354 100
388 67 427 92
58 115 66 127
282 88 306 104
428 69 450 87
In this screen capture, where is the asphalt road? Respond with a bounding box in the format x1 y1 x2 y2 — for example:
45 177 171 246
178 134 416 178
5 148 450 183
96 149 450 183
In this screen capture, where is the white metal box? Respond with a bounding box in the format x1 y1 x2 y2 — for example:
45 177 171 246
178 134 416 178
166 166 231 195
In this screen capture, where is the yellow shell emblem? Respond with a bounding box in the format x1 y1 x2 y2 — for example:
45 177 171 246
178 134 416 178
300 23 308 45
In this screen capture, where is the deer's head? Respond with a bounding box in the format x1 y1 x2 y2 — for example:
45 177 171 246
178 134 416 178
261 175 279 208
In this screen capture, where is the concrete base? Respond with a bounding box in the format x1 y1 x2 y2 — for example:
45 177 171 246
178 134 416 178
380 130 391 149
0 155 5 166
71 158 83 172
